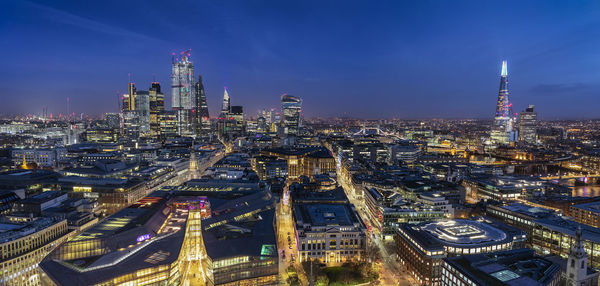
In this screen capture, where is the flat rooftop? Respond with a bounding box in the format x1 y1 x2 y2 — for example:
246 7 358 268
495 203 556 219
398 218 524 252
572 201 600 214
294 203 360 227
444 248 561 286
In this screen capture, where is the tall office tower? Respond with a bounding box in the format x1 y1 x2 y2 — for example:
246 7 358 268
281 94 302 138
194 75 210 135
171 50 195 135
221 87 230 113
149 82 164 137
122 93 130 112
135 90 150 135
105 113 120 130
518 105 537 145
123 110 140 140
229 106 244 136
128 82 136 111
159 110 178 139
490 60 516 145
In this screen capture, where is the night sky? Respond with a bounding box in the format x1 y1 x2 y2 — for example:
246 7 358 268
1 0 599 119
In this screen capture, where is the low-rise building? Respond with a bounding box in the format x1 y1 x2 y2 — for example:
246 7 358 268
0 217 69 286
395 219 526 285
442 248 562 286
293 203 366 264
570 201 600 228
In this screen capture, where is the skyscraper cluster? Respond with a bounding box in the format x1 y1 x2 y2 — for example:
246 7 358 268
120 50 211 140
115 49 307 146
171 50 210 136
121 81 163 138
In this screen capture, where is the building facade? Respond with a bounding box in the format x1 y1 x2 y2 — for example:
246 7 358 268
518 104 537 144
171 50 195 136
395 219 526 285
490 60 516 145
293 203 366 264
0 217 69 286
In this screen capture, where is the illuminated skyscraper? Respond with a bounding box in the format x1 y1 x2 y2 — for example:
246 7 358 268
171 50 195 135
149 82 164 137
122 82 136 112
490 60 516 145
281 94 302 138
194 75 210 135
518 105 537 144
221 87 230 113
134 90 150 135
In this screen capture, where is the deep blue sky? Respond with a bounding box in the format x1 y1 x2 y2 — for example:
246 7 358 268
1 0 599 119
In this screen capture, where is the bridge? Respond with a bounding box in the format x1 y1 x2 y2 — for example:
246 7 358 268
352 125 397 137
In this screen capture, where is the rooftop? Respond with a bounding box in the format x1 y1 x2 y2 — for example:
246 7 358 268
294 203 361 227
444 248 561 286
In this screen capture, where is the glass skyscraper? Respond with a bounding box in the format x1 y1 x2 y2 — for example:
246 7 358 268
490 60 515 145
171 50 195 136
518 105 537 144
281 94 302 141
194 76 210 135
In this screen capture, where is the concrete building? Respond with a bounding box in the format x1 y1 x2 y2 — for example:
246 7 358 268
293 203 366 264
570 201 600 228
0 217 69 286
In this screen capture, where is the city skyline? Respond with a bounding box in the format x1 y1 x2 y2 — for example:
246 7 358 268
2 0 600 119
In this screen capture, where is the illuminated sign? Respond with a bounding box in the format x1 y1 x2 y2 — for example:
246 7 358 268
137 234 151 242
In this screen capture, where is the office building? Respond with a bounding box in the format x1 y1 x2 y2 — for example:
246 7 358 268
105 113 120 130
171 50 195 135
293 203 366 264
149 82 164 137
571 201 600 228
395 219 526 285
363 187 445 237
532 215 600 269
122 110 140 140
40 192 212 286
519 104 537 144
134 90 150 135
122 82 136 112
486 203 557 243
11 148 65 168
194 75 210 135
1 217 69 286
442 248 562 286
490 60 516 145
462 175 544 201
261 147 335 180
202 190 278 285
159 110 178 138
281 94 302 143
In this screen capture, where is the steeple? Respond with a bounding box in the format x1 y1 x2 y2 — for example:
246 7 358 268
501 60 508 76
567 225 591 286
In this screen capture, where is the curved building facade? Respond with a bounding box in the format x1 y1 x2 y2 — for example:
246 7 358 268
395 218 526 285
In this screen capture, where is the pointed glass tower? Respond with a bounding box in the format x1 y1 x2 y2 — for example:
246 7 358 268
490 60 515 145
